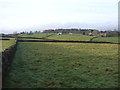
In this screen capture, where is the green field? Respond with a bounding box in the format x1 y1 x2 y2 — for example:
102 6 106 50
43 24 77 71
18 33 54 38
18 33 95 41
0 38 16 51
19 33 119 43
19 33 95 41
4 42 118 88
92 37 119 43
45 33 94 41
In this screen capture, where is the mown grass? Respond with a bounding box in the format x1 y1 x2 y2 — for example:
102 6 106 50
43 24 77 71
18 33 119 43
0 38 16 51
4 42 118 88
19 33 94 41
47 34 94 41
92 37 119 43
0 37 11 39
18 33 54 38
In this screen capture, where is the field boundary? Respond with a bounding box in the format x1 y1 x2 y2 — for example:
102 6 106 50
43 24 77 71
17 39 120 44
17 37 45 39
2 41 18 85
90 37 98 41
42 33 55 38
0 39 10 40
0 36 14 38
17 36 120 44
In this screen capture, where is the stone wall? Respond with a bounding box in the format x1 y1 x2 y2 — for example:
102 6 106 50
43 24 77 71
2 42 18 85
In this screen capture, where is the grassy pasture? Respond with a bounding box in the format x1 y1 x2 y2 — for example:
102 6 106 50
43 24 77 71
17 38 44 41
92 37 119 43
47 34 94 41
19 33 94 41
18 33 54 38
18 33 119 43
0 38 16 51
4 42 118 88
0 37 10 39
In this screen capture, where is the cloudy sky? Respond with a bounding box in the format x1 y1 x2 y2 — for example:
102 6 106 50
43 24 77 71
0 0 119 34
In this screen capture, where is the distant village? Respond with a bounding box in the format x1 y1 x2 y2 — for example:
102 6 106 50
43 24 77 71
43 29 119 37
1 28 120 37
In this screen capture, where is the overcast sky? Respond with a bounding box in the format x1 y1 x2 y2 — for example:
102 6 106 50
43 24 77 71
0 0 119 34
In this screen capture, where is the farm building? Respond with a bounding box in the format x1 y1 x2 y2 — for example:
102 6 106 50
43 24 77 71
42 29 119 37
91 30 100 36
99 31 107 37
106 31 119 37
